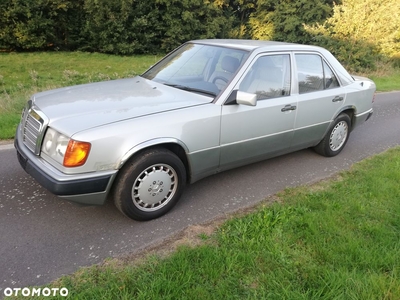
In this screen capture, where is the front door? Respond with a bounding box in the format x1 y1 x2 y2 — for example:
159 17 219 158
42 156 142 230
219 53 297 169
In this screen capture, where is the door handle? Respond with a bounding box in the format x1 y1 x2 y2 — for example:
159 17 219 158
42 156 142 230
281 104 297 112
332 96 344 102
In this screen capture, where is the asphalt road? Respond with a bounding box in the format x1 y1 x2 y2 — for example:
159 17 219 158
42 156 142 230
1 92 399 294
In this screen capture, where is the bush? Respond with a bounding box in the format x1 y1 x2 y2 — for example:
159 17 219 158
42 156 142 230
304 0 400 71
392 53 400 69
155 0 233 52
0 0 84 51
79 0 159 54
0 0 233 54
248 0 335 43
0 0 398 70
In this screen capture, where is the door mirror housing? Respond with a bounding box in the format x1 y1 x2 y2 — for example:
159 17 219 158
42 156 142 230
225 90 257 106
236 91 257 106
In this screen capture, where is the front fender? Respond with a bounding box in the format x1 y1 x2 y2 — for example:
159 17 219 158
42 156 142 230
118 138 190 169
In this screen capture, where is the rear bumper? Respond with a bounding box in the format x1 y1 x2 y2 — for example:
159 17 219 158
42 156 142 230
365 109 373 122
352 108 373 130
15 126 117 205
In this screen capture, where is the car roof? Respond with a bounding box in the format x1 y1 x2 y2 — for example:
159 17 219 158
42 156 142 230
190 39 323 52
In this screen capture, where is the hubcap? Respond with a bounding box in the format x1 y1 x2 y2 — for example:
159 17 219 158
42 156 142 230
329 121 348 151
132 164 178 212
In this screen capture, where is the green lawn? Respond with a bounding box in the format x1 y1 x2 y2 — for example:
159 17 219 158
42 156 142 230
7 147 400 300
370 74 400 92
1 52 399 139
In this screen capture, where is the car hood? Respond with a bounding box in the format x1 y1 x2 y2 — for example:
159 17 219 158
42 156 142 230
32 76 212 136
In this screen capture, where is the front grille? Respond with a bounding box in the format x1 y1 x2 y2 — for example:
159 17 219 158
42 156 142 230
23 113 42 153
21 102 48 155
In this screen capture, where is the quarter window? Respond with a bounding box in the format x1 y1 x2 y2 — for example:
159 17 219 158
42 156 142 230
239 54 291 100
323 60 340 89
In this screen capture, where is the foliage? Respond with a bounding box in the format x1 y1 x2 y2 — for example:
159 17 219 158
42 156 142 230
0 0 400 70
154 0 233 52
392 53 400 69
0 0 233 55
0 0 84 51
80 0 159 54
305 0 400 71
226 0 257 38
248 0 335 43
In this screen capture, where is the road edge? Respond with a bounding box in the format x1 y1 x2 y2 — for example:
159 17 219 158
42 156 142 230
0 140 14 151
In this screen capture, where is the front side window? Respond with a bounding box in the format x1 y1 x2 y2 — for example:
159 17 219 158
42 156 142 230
295 54 340 94
239 54 291 100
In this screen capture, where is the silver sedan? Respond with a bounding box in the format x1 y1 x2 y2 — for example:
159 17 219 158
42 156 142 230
15 39 375 220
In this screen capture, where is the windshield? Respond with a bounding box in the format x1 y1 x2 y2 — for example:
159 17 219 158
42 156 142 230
142 43 248 97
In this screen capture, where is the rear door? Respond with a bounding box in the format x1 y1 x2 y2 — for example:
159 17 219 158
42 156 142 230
291 52 346 150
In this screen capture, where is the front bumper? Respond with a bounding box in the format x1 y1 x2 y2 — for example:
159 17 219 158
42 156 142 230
15 126 117 205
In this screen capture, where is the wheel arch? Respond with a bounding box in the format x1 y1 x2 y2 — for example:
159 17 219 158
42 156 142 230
314 111 352 157
333 106 355 130
317 107 355 147
118 138 191 183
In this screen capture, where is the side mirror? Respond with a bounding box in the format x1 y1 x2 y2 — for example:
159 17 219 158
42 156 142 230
225 90 257 106
236 91 257 106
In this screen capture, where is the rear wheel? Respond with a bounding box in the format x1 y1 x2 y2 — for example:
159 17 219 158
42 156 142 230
314 113 351 157
113 148 186 221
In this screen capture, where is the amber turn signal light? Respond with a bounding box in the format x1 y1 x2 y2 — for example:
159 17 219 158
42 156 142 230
63 140 91 167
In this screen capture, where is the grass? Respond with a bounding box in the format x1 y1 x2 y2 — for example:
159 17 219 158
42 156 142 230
1 52 399 139
7 147 400 299
361 61 400 92
370 74 400 92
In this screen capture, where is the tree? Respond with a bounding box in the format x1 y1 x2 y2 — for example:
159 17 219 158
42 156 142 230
155 0 234 52
227 0 257 38
80 0 159 54
0 0 83 51
305 0 400 70
248 0 335 43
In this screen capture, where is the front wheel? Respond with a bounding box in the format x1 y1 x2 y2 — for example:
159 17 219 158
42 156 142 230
113 148 186 221
314 113 351 157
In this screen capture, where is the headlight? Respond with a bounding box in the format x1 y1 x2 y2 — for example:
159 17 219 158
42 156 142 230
41 128 69 164
41 128 91 167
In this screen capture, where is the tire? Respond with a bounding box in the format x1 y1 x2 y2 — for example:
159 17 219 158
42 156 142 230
314 113 351 157
113 148 186 221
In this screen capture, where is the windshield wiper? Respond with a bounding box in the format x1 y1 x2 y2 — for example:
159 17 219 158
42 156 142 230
164 83 216 97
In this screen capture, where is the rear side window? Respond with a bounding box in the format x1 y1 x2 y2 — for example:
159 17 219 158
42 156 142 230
295 54 339 94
